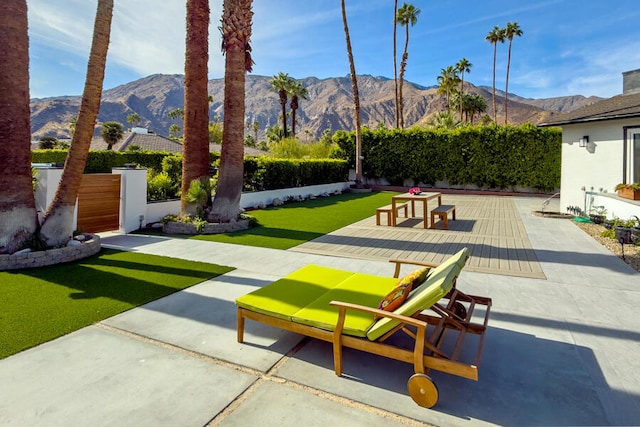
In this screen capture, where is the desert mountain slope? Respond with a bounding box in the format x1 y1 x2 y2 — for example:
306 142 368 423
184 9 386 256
30 74 595 140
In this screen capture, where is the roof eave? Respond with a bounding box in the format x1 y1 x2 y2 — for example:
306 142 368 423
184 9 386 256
538 112 640 127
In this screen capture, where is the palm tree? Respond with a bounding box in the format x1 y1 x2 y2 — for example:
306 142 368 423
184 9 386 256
126 112 141 128
396 2 420 129
269 72 293 138
288 80 308 138
392 0 399 128
428 110 460 130
252 120 259 142
101 121 124 150
181 0 211 217
504 22 523 125
467 93 487 124
341 0 363 187
0 0 38 254
39 0 114 248
485 25 505 123
436 66 460 109
455 58 472 121
208 0 254 223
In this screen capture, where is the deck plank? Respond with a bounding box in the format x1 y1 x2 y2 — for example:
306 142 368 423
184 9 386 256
291 195 546 279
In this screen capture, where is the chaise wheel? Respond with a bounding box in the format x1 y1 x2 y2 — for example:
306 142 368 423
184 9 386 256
407 373 439 408
453 301 467 320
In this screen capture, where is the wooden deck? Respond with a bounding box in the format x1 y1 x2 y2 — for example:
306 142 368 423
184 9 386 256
290 195 545 279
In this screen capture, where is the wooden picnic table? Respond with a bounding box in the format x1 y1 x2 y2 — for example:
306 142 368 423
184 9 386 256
391 191 442 228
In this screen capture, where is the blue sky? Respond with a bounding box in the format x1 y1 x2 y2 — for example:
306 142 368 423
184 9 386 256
27 0 640 100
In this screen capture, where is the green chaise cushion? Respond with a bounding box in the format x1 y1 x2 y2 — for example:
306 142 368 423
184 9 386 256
235 265 355 320
291 273 398 337
367 248 470 341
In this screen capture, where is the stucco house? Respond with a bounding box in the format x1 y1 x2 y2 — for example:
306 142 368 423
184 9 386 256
89 127 268 156
539 69 640 221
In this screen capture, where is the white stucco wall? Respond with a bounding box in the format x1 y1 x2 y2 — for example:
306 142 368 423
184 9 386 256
560 118 640 220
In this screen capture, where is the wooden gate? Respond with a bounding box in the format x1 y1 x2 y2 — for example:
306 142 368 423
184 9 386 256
77 174 121 233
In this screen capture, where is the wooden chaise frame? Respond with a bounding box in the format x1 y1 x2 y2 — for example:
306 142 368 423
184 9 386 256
237 258 492 408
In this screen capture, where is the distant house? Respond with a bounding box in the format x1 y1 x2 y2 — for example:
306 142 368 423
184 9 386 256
539 69 640 220
89 128 268 156
90 128 183 153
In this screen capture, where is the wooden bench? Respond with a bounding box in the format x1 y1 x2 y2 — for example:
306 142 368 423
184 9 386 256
376 202 409 226
430 204 456 230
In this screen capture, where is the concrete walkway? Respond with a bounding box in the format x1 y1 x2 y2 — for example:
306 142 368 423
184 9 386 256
1 197 640 426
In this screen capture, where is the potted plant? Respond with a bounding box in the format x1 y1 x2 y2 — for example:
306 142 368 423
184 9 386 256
632 216 640 244
614 218 635 244
588 206 607 224
615 183 640 200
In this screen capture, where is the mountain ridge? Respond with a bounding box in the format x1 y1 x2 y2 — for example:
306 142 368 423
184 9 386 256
29 74 602 140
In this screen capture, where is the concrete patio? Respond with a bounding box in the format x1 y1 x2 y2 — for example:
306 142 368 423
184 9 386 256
1 196 639 426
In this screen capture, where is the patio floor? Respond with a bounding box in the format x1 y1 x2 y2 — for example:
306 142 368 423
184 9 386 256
292 194 546 279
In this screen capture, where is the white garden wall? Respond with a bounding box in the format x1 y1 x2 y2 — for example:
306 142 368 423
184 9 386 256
34 165 351 233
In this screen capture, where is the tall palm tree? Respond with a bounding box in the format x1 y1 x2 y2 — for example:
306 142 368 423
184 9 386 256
341 0 363 187
485 25 505 123
208 0 254 223
288 80 308 138
181 0 211 217
40 0 114 248
504 22 523 125
455 57 472 121
396 2 420 129
436 65 460 109
269 72 293 138
392 0 399 128
0 0 38 254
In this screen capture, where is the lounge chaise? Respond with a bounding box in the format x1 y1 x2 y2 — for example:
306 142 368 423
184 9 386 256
235 247 491 408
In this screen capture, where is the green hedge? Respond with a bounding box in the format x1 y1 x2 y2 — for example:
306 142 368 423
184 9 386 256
32 150 349 192
332 124 561 192
32 150 220 173
243 157 349 191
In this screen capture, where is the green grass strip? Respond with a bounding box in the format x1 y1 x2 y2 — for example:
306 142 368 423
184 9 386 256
191 191 400 249
0 249 233 359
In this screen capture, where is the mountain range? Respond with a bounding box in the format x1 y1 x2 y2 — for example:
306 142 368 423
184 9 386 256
29 74 602 141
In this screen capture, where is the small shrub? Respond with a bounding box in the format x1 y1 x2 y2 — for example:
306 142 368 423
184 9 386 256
147 171 174 201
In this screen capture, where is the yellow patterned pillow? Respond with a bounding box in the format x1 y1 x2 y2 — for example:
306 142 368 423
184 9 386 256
377 267 430 315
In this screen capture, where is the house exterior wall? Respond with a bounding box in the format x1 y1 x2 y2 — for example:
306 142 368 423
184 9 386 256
560 118 640 220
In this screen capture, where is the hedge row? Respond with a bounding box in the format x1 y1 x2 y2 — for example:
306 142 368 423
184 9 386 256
243 157 349 191
32 150 220 173
32 150 349 191
331 124 562 192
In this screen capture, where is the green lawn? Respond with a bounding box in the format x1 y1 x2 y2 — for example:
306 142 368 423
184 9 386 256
191 190 400 249
1 191 396 359
0 249 233 359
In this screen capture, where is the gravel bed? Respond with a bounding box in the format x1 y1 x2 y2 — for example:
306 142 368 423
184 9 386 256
573 221 640 272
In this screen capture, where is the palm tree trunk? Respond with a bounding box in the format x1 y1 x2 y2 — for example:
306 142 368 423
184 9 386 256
341 0 362 187
492 43 497 123
0 0 38 254
291 101 298 137
459 73 464 122
505 40 513 125
40 0 113 248
393 0 399 128
279 91 288 138
398 25 410 129
181 0 211 216
209 0 253 222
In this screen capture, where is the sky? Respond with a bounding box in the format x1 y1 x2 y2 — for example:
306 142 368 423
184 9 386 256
27 0 640 100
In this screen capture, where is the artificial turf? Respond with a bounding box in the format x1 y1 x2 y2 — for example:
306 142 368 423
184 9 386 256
190 190 400 249
0 249 233 359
